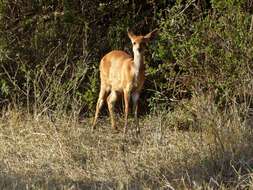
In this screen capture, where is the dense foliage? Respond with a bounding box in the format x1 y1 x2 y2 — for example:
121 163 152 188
1 1 253 189
0 0 253 116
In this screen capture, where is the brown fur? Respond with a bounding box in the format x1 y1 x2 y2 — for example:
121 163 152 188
92 29 158 134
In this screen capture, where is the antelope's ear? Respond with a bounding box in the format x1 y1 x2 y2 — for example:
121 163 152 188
127 28 136 41
144 28 159 41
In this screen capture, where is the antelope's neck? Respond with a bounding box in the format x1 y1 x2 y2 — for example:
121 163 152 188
133 52 144 76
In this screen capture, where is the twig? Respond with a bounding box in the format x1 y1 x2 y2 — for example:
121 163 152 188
250 15 253 32
1 64 26 95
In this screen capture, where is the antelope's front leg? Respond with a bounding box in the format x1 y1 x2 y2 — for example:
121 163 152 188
132 92 140 134
123 90 130 134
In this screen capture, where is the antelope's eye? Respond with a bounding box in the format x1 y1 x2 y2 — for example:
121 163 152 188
133 42 136 45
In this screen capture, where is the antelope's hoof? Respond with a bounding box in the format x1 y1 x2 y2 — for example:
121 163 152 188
112 128 120 134
123 128 128 134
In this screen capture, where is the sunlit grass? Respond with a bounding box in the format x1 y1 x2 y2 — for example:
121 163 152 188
0 96 252 189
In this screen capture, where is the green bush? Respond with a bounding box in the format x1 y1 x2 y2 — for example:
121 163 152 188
147 2 253 109
0 0 252 115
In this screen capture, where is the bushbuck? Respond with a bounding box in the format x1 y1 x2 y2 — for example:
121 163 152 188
92 28 158 134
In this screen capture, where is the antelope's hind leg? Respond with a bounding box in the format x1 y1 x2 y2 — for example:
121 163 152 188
107 91 118 131
92 89 107 130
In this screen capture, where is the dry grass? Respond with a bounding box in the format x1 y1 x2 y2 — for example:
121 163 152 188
0 96 253 190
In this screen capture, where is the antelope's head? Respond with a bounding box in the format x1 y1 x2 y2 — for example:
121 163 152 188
127 28 158 55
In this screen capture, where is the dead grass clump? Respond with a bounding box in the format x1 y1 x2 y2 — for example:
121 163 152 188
0 98 252 189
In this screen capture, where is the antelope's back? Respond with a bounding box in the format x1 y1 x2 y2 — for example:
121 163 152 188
99 50 133 90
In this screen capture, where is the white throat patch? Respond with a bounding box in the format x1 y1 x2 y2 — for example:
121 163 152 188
133 51 142 80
